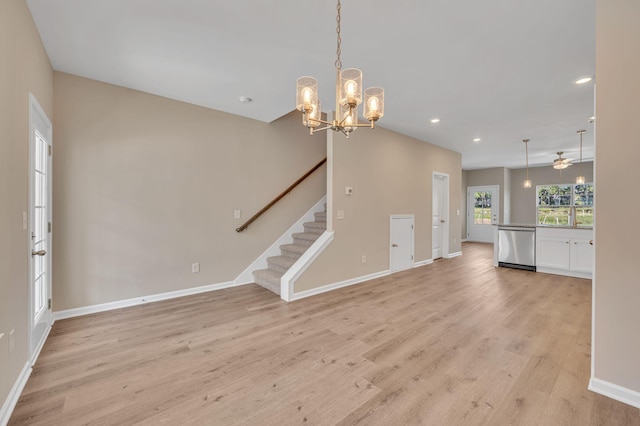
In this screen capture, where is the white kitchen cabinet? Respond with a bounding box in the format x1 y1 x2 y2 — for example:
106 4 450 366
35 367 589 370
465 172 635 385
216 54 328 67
570 238 594 274
536 228 593 279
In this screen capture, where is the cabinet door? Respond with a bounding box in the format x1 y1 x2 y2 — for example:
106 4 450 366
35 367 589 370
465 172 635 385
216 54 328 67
570 239 594 273
537 237 571 270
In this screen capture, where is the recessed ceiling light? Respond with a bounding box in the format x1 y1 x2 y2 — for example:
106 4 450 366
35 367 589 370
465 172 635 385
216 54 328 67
238 96 253 103
574 76 593 85
430 118 441 124
473 138 482 142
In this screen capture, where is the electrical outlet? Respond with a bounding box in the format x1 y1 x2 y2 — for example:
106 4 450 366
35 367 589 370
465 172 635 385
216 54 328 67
192 263 200 273
337 210 345 220
361 255 366 264
234 210 241 219
9 329 15 354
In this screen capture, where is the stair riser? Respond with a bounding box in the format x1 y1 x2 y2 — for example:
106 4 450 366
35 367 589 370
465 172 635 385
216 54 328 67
254 277 280 295
293 237 315 247
267 263 289 274
314 213 327 222
304 226 325 235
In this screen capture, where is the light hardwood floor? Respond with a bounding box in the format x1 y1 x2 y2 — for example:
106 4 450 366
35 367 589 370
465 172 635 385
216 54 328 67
9 243 640 425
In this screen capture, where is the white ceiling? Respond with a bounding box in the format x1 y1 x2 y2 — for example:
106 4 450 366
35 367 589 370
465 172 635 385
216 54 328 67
26 0 595 170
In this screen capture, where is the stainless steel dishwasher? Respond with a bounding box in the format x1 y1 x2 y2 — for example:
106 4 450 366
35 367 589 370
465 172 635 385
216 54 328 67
498 226 536 271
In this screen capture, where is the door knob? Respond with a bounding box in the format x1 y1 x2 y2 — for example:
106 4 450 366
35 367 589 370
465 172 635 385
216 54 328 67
392 244 398 247
32 249 47 256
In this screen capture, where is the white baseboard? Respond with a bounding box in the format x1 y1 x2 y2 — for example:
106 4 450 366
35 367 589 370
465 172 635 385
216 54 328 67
445 251 463 259
289 269 391 302
30 324 52 366
0 361 32 426
413 259 433 268
53 280 237 321
589 377 640 409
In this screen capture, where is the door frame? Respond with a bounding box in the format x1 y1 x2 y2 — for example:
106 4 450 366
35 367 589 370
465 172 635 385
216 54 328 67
389 214 415 272
432 172 450 259
467 185 500 243
28 93 53 362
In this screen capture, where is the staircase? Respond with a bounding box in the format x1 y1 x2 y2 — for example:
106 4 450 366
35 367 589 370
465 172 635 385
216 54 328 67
253 209 327 295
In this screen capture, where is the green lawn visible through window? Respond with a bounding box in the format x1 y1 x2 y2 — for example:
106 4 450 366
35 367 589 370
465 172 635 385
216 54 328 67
537 184 593 226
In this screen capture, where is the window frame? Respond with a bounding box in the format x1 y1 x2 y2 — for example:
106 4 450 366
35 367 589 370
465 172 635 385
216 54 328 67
536 183 594 227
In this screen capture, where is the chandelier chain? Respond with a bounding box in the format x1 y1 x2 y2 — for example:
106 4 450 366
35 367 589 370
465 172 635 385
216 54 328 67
335 0 342 70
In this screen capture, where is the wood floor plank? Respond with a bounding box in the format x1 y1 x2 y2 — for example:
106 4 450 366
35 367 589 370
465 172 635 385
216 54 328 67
9 243 640 425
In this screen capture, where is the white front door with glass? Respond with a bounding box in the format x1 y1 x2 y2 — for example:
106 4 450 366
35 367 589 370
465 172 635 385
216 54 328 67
467 186 499 243
29 94 53 360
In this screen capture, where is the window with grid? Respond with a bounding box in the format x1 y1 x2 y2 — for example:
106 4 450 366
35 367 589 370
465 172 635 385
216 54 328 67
537 183 593 226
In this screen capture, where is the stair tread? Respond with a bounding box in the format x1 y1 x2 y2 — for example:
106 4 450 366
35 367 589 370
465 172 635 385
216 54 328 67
292 232 321 241
280 243 309 254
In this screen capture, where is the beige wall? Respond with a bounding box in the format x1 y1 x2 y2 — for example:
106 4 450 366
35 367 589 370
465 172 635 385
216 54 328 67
510 162 594 224
296 126 462 292
465 167 509 224
0 0 53 411
593 0 640 394
52 73 326 310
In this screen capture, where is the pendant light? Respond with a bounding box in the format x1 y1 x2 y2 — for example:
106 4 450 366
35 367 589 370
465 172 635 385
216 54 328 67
523 139 532 188
295 0 384 138
576 130 586 185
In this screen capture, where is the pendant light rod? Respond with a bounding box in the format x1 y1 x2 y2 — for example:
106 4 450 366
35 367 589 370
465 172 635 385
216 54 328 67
523 139 532 188
576 130 586 185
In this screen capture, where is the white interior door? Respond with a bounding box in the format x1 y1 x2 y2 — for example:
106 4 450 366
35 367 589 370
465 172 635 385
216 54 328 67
390 215 414 272
29 94 53 360
467 185 499 243
432 174 449 259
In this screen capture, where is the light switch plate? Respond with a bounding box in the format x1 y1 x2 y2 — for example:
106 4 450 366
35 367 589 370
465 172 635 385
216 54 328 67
234 210 241 219
192 263 200 273
337 210 345 220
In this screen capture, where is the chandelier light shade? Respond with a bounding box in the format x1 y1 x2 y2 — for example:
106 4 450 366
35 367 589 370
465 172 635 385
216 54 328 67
364 87 384 122
523 139 532 188
339 68 363 107
296 0 384 138
576 130 586 184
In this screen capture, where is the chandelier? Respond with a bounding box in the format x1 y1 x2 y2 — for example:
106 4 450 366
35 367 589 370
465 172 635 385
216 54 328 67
295 0 384 138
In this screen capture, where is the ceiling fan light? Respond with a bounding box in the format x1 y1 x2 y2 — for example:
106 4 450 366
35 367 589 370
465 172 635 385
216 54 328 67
576 175 586 185
553 152 571 169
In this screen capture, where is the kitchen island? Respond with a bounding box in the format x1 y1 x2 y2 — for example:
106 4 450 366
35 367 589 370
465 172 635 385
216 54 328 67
493 225 593 279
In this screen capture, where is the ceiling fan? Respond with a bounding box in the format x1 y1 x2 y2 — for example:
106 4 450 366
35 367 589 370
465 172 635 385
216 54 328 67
553 152 572 170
